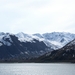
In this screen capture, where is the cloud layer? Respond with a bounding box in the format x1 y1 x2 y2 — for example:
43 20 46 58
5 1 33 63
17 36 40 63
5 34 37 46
0 0 75 34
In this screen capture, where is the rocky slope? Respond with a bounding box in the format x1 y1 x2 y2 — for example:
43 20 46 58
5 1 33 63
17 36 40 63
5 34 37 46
36 39 75 63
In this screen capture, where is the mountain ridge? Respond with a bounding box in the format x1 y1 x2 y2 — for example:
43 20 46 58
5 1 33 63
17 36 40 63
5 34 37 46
0 32 75 62
16 32 75 48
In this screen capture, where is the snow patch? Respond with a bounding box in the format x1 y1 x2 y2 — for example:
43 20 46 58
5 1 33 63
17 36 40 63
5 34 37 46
0 33 13 46
0 43 3 46
18 37 33 42
50 41 62 48
25 52 29 55
73 54 74 57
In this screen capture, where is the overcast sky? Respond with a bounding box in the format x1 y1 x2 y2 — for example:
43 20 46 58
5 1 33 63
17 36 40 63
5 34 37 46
0 0 75 34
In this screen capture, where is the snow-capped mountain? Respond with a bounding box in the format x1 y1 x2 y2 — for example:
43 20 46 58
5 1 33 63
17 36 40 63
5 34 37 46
0 32 75 48
0 32 57 61
16 32 75 48
0 32 75 62
16 32 58 49
0 33 13 46
42 32 75 47
36 39 75 63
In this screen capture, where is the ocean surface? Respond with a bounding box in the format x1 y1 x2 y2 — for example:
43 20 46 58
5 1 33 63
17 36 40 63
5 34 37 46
0 63 75 75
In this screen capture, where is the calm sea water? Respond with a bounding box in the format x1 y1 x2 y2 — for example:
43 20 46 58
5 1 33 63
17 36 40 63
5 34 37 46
0 63 75 75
